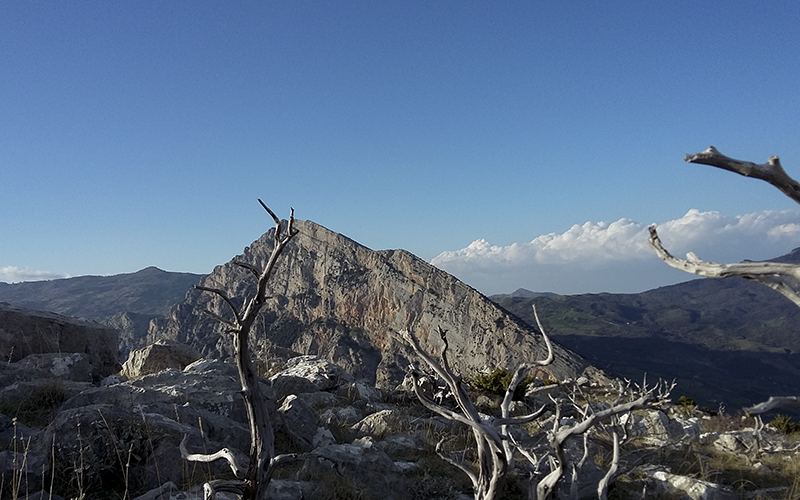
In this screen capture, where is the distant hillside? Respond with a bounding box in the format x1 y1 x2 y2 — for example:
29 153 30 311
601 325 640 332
0 267 203 358
0 267 202 319
493 248 800 411
490 288 557 299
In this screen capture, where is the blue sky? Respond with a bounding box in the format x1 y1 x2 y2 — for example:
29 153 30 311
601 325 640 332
3 2 800 294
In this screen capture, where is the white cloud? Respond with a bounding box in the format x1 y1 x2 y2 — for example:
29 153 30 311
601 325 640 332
431 209 800 295
0 266 69 283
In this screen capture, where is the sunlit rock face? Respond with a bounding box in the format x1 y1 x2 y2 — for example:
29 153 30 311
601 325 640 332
149 220 585 388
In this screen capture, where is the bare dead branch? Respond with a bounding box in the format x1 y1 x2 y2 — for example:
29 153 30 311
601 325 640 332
407 368 498 435
180 434 246 479
258 198 281 226
597 431 619 500
194 285 243 326
199 309 238 330
435 440 479 486
501 304 554 418
534 379 673 500
492 405 548 427
400 312 560 500
650 147 800 309
745 396 800 415
648 225 800 308
234 260 261 278
685 146 800 206
187 201 299 500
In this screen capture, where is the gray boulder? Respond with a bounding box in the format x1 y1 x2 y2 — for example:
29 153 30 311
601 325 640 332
298 441 406 500
120 340 201 379
271 355 354 392
350 408 409 439
0 303 120 382
278 395 333 451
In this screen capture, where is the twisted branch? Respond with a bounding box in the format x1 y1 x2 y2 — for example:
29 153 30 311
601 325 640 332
399 304 556 500
180 434 247 479
194 286 243 327
647 225 800 307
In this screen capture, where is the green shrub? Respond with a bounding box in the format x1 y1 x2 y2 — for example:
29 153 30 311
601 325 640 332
470 368 532 401
769 414 800 434
676 395 697 418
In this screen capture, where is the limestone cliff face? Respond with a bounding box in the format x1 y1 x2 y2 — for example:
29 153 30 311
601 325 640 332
149 220 585 387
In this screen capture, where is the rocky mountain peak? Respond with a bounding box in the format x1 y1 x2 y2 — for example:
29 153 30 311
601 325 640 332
149 219 585 388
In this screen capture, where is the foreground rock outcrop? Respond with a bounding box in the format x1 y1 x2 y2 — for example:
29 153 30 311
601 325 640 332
2 342 799 499
149 220 586 388
0 302 120 381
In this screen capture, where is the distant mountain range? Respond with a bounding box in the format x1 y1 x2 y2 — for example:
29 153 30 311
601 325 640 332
492 247 800 411
2 242 799 411
0 266 202 318
0 267 202 358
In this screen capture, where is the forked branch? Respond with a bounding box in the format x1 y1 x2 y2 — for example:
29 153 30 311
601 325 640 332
399 304 555 500
651 146 800 415
194 286 243 327
685 146 800 206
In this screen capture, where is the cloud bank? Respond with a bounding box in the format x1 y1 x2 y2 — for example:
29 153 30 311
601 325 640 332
431 209 800 295
0 266 69 284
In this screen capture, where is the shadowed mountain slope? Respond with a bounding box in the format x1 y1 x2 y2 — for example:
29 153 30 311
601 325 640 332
0 266 202 319
0 267 203 358
493 248 800 410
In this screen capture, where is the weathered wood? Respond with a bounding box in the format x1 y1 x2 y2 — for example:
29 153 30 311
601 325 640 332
685 146 800 205
402 305 671 500
179 434 246 478
647 224 800 308
183 201 298 500
649 147 800 308
652 147 800 415
534 379 673 500
745 396 800 415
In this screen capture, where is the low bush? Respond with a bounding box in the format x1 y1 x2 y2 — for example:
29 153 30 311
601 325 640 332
470 368 532 401
769 414 800 435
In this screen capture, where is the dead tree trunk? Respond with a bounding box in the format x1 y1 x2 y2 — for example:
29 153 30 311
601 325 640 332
180 200 299 500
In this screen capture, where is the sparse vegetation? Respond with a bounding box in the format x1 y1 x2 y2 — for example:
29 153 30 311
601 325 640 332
0 380 67 428
769 414 800 435
470 367 533 401
676 395 697 418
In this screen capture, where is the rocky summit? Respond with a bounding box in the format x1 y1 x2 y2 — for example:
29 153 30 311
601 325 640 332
149 219 586 388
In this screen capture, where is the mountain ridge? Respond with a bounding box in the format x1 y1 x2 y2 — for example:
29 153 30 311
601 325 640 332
148 219 586 388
